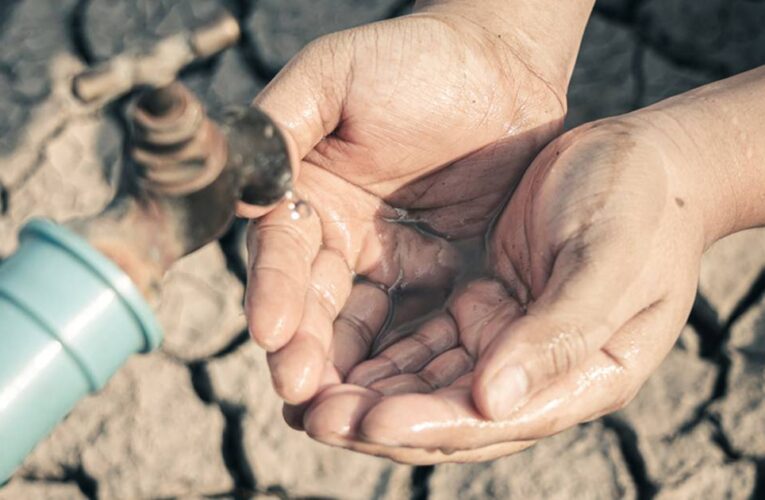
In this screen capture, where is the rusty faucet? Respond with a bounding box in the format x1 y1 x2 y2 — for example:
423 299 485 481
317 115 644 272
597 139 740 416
68 11 293 300
0 11 294 482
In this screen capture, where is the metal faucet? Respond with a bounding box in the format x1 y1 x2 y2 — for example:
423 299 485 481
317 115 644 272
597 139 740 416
67 11 293 300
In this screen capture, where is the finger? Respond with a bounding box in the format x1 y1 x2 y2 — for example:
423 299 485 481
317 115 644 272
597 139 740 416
246 201 321 351
359 298 685 451
303 384 534 464
322 430 534 465
474 232 663 420
446 279 525 358
240 28 353 220
346 313 459 387
254 34 350 161
331 282 391 378
268 248 353 403
332 282 453 386
370 290 451 355
282 356 343 431
369 347 474 396
283 402 308 431
343 439 534 465
372 252 496 357
359 383 485 448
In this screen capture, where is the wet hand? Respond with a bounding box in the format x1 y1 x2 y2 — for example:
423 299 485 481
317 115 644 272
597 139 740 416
300 116 706 463
239 7 569 235
240 6 577 405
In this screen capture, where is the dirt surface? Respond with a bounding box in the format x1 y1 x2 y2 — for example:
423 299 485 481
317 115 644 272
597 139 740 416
1 0 765 498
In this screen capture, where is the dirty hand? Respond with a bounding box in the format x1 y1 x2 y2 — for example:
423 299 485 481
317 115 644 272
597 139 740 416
239 0 595 404
300 66 765 463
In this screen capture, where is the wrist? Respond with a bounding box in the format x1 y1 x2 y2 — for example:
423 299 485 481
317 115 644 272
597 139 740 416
638 67 765 245
413 0 595 95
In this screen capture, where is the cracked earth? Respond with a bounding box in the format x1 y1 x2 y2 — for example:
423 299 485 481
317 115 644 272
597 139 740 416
1 0 765 498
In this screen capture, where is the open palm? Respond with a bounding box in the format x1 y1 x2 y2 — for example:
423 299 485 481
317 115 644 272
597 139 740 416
298 117 705 464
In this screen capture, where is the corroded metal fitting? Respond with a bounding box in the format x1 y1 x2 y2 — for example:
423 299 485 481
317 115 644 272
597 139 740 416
67 11 294 300
130 83 227 196
73 11 240 104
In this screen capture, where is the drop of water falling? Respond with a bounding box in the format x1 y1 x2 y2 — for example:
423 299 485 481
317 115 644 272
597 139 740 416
284 190 312 221
292 201 312 220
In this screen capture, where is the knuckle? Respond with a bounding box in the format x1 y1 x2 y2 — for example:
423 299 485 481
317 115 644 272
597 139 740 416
253 265 305 292
308 282 339 318
257 222 315 256
335 313 376 346
302 33 337 60
540 325 589 377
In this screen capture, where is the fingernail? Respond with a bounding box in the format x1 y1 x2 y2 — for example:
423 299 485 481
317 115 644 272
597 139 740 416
486 365 529 420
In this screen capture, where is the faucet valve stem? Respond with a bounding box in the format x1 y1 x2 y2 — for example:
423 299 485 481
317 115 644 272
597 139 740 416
72 11 240 105
130 83 227 196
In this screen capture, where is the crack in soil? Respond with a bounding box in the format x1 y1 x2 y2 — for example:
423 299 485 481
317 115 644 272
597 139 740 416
676 270 765 438
69 0 96 65
218 219 249 284
0 183 8 215
410 466 435 500
188 361 259 494
5 121 70 192
602 415 658 500
725 268 765 330
62 465 99 500
19 464 99 500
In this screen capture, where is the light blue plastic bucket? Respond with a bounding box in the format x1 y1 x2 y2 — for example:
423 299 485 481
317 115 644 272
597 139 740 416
0 219 162 482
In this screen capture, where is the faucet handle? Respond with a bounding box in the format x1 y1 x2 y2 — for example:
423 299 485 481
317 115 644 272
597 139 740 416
72 11 240 105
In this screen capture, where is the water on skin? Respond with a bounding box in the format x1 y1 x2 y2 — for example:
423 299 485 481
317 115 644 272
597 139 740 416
285 189 313 221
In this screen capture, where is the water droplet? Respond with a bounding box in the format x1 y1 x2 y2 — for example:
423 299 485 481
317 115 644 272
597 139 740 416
293 200 312 219
289 200 312 220
285 190 312 220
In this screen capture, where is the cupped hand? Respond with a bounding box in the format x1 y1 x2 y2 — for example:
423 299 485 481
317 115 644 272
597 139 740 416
242 8 571 404
300 115 708 464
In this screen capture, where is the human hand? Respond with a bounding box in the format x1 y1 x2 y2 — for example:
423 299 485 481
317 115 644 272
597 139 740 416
241 2 596 404
298 115 708 464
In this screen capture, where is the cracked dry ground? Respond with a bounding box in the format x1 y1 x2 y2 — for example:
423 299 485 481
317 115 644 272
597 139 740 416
0 0 764 498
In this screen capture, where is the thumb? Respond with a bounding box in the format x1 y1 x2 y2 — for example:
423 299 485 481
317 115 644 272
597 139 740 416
472 232 656 421
256 34 352 163
238 34 352 219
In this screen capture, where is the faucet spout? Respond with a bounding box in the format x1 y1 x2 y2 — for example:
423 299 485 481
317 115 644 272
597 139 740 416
67 82 293 301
